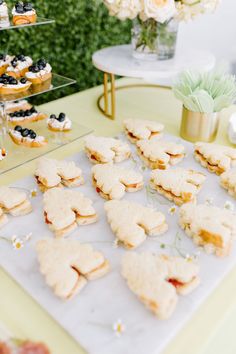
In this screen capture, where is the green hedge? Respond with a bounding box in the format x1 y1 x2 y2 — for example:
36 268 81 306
0 0 131 104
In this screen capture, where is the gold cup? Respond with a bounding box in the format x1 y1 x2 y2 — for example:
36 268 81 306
180 106 220 143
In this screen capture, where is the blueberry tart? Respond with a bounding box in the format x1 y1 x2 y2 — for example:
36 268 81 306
26 58 52 85
8 106 47 125
0 74 31 95
9 125 47 147
47 112 72 132
5 99 32 113
0 53 11 76
6 54 33 79
12 1 37 25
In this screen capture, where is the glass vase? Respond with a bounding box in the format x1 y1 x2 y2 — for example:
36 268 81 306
156 18 178 60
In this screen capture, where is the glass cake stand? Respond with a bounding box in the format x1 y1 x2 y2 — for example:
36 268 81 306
0 16 54 30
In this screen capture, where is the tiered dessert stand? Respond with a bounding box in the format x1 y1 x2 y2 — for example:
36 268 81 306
0 14 92 175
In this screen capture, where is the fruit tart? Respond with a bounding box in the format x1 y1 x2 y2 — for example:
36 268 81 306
47 112 72 132
12 1 37 25
0 53 11 76
0 74 31 95
26 58 52 85
6 54 33 79
9 125 47 147
8 106 47 125
5 99 32 113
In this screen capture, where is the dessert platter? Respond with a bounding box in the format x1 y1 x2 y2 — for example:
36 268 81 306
0 118 236 354
0 2 91 174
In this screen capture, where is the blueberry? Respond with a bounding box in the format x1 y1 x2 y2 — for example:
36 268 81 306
25 110 32 116
16 54 25 61
29 65 39 73
50 114 56 120
10 78 18 85
1 73 8 79
0 0 4 5
9 113 14 118
2 79 8 85
11 61 17 68
58 112 66 122
21 128 29 137
20 78 27 84
14 125 22 132
38 64 44 71
30 131 36 139
16 111 22 117
23 2 33 11
30 106 37 113
0 54 6 60
38 58 47 66
15 3 24 13
0 77 4 84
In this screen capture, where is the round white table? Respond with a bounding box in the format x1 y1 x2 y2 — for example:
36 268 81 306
92 44 215 119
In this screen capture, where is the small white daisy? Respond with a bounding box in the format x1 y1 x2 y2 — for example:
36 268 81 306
224 200 235 212
168 205 177 215
113 319 125 337
30 188 38 197
12 238 24 250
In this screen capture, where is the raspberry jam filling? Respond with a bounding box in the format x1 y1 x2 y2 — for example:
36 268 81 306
44 211 52 225
167 278 184 288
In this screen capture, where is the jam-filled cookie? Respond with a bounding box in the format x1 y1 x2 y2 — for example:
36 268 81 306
26 58 52 85
0 74 31 95
6 54 33 79
47 112 72 132
12 1 37 25
9 125 47 148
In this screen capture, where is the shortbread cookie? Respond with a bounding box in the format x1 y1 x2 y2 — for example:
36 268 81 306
136 139 185 170
104 200 168 249
124 118 164 143
0 208 8 228
220 168 236 198
92 164 144 200
179 203 236 257
0 186 32 217
150 168 206 206
84 135 131 164
35 157 84 192
122 252 200 319
43 188 97 237
194 142 236 175
36 238 109 300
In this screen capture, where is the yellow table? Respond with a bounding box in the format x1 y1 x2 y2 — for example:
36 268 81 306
0 78 236 354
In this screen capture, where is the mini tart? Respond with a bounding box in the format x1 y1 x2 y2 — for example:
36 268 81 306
92 163 144 200
136 139 185 170
12 4 37 25
9 128 47 148
121 252 200 319
43 188 98 238
47 113 72 132
0 77 31 95
26 60 52 85
84 135 131 164
150 168 206 206
124 118 164 144
35 157 84 192
8 109 47 125
194 142 236 175
6 55 33 79
179 203 236 257
220 168 236 198
104 200 168 249
5 99 32 113
0 54 11 75
0 147 7 161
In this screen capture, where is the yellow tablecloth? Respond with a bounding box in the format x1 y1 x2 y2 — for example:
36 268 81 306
0 78 236 354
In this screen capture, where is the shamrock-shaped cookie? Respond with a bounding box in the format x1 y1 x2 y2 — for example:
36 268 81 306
220 168 236 198
124 118 164 144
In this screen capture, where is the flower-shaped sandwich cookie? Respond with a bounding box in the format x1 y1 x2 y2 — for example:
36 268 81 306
47 112 72 132
0 186 32 228
124 118 164 144
26 58 52 85
12 1 37 25
0 74 31 95
9 125 47 148
43 188 98 237
104 200 168 249
0 147 7 161
136 139 185 169
150 168 206 206
36 238 110 300
179 203 236 257
8 106 47 125
92 164 144 200
84 135 131 164
0 53 11 76
122 252 200 319
35 157 84 192
194 142 236 175
6 54 33 79
220 168 236 198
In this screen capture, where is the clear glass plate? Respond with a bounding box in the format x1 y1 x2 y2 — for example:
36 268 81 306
0 119 92 175
0 16 54 31
0 73 76 102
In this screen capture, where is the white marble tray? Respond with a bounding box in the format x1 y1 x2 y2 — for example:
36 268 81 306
0 134 236 354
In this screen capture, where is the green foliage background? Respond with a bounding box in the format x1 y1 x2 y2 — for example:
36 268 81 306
0 0 131 104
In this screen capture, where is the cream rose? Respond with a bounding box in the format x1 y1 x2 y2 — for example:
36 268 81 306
104 0 142 20
141 0 176 23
